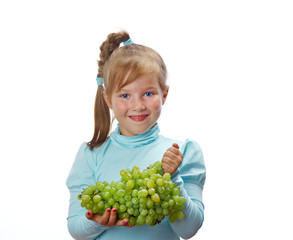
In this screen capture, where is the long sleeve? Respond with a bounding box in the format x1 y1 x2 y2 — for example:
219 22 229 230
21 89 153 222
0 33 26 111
169 139 206 239
66 143 110 240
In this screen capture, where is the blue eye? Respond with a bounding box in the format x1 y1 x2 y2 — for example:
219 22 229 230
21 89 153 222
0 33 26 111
144 92 153 97
121 94 129 99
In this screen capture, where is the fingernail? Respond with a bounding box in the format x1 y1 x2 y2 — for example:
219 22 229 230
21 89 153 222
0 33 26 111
87 211 91 216
107 209 111 213
113 208 117 212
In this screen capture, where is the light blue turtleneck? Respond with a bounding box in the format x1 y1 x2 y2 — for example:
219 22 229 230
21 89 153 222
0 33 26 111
66 123 206 240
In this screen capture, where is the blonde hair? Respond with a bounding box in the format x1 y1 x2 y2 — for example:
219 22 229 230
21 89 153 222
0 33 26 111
87 31 167 150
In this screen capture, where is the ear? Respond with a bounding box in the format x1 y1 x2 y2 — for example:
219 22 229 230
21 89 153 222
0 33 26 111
103 91 112 109
162 86 169 105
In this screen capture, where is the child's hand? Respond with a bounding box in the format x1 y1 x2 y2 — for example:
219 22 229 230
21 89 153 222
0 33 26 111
162 143 183 175
85 208 134 228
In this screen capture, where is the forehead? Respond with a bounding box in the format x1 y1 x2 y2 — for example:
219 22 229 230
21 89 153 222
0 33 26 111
118 73 159 91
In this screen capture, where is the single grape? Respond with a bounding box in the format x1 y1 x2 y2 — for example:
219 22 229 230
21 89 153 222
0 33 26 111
172 187 180 195
133 208 140 217
96 182 105 191
169 213 176 223
81 195 91 203
141 169 150 179
162 208 169 216
157 186 165 193
97 201 104 209
128 216 136 226
126 180 135 189
149 168 157 175
110 187 116 195
147 179 155 189
173 195 180 202
92 204 99 214
151 193 160 203
161 201 169 209
132 197 139 205
108 198 115 206
124 194 132 201
148 188 155 195
133 170 141 178
119 204 127 213
126 200 133 208
157 214 165 221
139 197 148 204
143 178 149 186
112 202 119 209
148 209 156 217
121 212 129 219
168 199 175 207
176 210 184 219
153 161 162 170
103 191 111 200
163 173 171 181
118 197 126 204
86 202 94 210
136 179 143 186
127 207 135 215
146 199 154 208
146 215 153 225
117 189 126 197
133 204 139 209
140 189 148 198
156 207 163 214
150 174 159 182
124 173 132 181
137 215 146 224
116 181 125 190
132 189 138 197
180 196 186 204
93 195 102 203
156 178 164 186
120 169 127 178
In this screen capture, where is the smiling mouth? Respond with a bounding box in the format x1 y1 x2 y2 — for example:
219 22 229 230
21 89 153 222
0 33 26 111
129 115 149 122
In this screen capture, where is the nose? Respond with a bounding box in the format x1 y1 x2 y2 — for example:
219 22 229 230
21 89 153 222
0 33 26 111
131 97 146 112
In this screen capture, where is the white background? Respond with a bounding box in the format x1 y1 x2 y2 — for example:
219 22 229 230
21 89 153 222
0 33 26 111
0 0 292 239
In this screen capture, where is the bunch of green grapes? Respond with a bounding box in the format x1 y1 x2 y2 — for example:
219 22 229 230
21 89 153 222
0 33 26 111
78 161 185 226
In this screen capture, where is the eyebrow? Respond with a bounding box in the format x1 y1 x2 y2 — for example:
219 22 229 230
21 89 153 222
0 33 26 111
119 86 159 92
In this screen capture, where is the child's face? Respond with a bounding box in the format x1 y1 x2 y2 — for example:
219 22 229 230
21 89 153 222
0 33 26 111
104 73 168 137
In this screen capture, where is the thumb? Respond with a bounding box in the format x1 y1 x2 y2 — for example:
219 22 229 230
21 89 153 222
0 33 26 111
172 143 179 149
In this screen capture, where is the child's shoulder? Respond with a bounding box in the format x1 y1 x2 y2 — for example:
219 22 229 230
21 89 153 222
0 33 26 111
159 134 202 152
77 137 111 156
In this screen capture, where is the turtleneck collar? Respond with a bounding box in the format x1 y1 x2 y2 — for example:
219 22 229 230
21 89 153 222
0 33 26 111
110 123 160 149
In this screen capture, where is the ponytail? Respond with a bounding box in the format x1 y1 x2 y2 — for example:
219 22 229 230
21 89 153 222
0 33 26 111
87 31 131 150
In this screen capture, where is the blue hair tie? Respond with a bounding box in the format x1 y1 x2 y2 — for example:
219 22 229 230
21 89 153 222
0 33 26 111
96 77 104 86
123 38 134 46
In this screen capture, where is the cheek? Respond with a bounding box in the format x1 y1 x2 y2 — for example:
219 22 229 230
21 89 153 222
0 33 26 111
149 98 162 112
116 102 129 115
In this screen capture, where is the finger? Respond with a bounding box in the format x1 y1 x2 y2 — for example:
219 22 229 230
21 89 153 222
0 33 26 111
85 210 93 220
100 209 111 225
172 143 179 149
124 223 135 228
164 151 182 163
115 218 129 226
108 208 118 226
168 147 183 158
162 158 174 174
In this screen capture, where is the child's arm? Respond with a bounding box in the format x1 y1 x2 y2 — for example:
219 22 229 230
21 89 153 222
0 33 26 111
66 143 110 239
162 140 206 239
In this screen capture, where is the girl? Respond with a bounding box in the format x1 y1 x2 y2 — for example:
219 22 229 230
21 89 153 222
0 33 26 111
66 31 206 240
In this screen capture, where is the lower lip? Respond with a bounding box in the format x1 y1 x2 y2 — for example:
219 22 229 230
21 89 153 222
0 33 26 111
129 115 149 122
